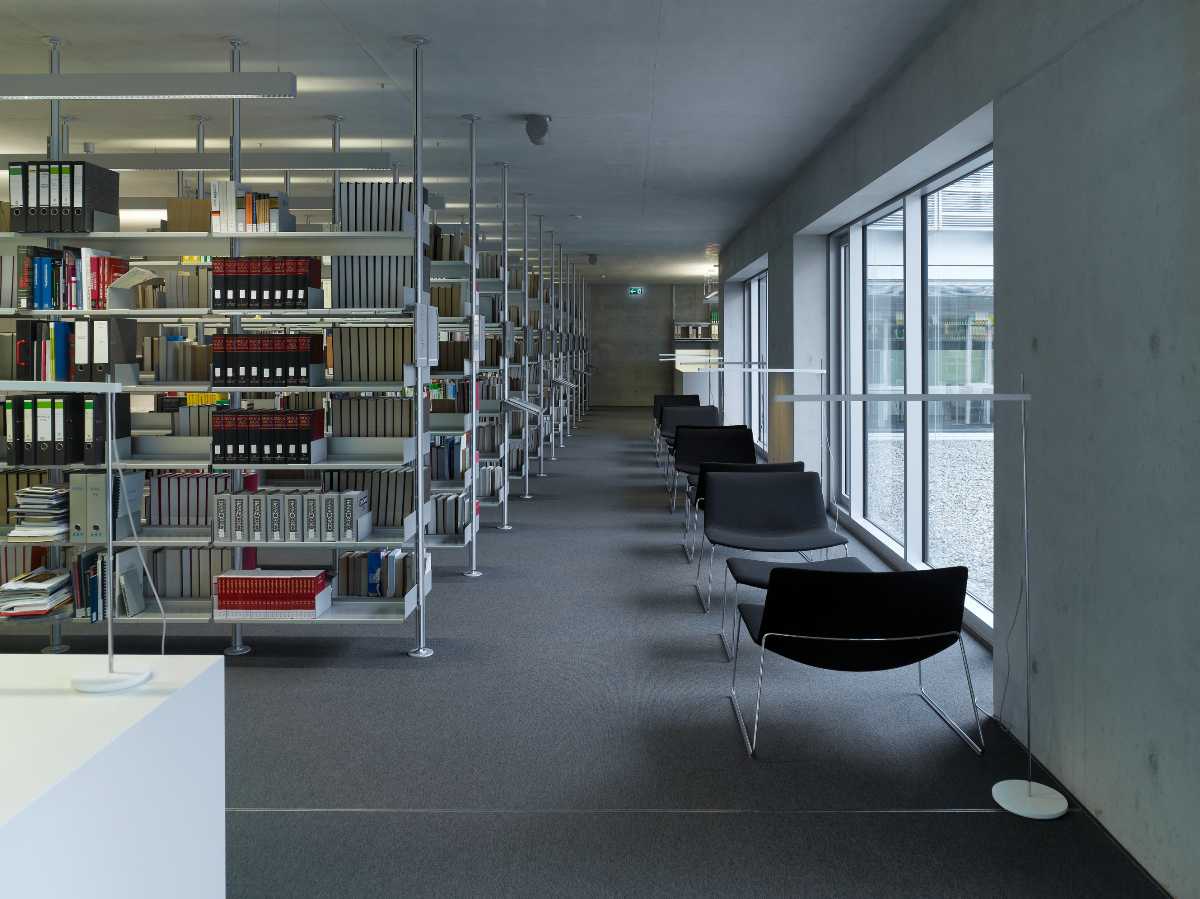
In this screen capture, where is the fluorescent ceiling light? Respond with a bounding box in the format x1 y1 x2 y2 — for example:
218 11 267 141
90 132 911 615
0 151 392 172
0 72 296 101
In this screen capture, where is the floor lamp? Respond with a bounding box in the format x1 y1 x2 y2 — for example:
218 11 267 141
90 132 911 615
990 375 1067 819
776 378 1067 820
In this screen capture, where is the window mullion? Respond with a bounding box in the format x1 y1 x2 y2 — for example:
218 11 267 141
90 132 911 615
848 225 864 520
903 191 925 563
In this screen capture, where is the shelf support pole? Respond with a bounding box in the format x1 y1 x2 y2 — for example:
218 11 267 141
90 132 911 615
192 114 208 199
224 37 252 657
519 193 533 498
535 217 547 478
47 37 61 160
406 34 434 658
327 114 344 227
557 244 566 450
497 162 513 529
549 235 558 461
462 113 482 577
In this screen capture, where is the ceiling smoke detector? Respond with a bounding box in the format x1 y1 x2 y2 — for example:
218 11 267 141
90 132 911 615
524 114 551 146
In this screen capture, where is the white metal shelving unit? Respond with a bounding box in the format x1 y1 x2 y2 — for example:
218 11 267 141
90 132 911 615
0 37 441 657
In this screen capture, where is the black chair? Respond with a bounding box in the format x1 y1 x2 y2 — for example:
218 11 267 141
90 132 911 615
730 565 985 757
652 395 699 461
719 554 866 660
661 406 721 494
670 425 754 516
684 460 803 561
697 470 849 611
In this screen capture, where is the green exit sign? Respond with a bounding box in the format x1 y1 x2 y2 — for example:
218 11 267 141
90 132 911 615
627 286 645 296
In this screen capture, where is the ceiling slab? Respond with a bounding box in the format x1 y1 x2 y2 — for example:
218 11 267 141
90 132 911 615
0 0 958 281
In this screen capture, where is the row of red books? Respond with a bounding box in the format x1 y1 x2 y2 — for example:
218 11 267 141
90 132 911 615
211 333 324 386
214 570 328 611
212 408 325 465
211 257 322 310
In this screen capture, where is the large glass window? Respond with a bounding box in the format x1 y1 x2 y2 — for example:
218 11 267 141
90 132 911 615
863 209 905 543
925 163 994 608
830 150 993 622
745 271 769 449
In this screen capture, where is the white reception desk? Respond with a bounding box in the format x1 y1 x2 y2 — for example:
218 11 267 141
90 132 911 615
0 654 225 898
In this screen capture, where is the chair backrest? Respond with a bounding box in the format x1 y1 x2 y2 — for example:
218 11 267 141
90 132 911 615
704 469 827 533
654 394 700 424
661 405 720 439
673 426 755 473
696 460 804 502
760 566 967 671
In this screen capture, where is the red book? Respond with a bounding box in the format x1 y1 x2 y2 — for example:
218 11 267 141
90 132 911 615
211 257 226 308
235 257 251 308
270 334 288 384
248 257 264 307
89 256 100 308
283 412 301 463
271 256 286 308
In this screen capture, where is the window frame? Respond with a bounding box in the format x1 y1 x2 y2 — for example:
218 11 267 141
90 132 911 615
834 236 851 506
743 269 769 451
920 157 995 606
861 201 906 549
828 146 994 621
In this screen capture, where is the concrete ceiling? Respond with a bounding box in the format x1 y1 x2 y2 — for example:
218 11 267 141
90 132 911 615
0 0 956 282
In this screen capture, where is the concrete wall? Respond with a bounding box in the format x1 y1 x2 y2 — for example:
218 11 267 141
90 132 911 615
718 0 1199 893
671 284 711 323
588 283 674 406
993 4 1199 893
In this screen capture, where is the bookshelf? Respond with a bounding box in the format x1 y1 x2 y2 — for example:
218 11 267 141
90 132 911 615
0 38 441 656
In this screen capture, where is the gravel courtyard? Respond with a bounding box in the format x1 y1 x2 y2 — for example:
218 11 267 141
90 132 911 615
865 432 993 607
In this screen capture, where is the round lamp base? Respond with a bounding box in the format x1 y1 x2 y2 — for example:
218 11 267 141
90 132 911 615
992 780 1068 819
71 669 153 694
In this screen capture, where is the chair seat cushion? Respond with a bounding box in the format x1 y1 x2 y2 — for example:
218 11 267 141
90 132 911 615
727 555 869 589
705 525 850 553
677 461 701 475
738 602 765 644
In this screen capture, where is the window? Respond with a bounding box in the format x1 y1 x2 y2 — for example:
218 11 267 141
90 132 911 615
829 149 994 619
863 209 905 543
925 163 994 608
745 271 769 449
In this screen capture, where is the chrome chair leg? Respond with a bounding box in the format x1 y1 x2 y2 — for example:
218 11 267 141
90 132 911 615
680 492 691 554
917 637 985 755
702 542 717 612
700 540 715 609
729 624 766 758
719 574 737 661
695 534 706 586
683 493 695 559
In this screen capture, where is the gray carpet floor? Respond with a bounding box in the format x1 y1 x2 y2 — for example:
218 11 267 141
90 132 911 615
7 408 1162 896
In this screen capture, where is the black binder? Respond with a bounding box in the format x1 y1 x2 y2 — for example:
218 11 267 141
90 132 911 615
73 320 92 382
36 163 51 232
61 395 84 464
4 398 22 465
21 398 35 463
7 163 26 231
34 396 52 465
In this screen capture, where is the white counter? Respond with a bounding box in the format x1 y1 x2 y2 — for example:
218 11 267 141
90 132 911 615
0 654 225 898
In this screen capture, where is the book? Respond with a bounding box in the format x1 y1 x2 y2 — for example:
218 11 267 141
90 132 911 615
213 569 331 620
